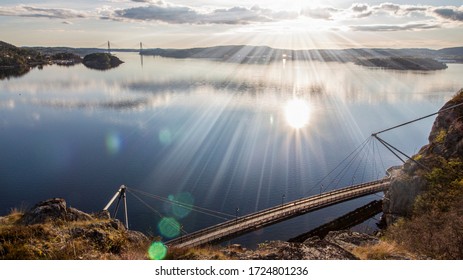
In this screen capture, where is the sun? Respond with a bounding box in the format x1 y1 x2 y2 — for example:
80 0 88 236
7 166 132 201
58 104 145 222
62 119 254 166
284 98 311 129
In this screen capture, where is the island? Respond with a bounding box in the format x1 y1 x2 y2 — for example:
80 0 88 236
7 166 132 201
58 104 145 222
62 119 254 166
82 53 124 70
354 57 448 71
1 40 124 79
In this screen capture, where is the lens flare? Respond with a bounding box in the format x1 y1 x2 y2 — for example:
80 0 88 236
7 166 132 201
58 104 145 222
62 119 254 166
159 129 172 145
148 242 167 260
169 192 195 219
158 217 181 238
105 132 121 155
284 99 311 129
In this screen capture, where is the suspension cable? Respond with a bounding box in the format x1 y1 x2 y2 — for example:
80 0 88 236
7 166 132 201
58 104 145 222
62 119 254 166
128 188 233 219
325 137 372 191
352 137 372 184
372 100 463 135
376 139 386 177
373 134 430 171
373 135 406 164
360 139 373 182
304 137 371 195
127 188 233 220
128 190 188 234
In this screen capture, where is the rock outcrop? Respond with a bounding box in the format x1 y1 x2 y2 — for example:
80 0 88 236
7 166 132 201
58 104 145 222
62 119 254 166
383 169 428 224
221 231 379 260
18 198 92 225
0 198 149 260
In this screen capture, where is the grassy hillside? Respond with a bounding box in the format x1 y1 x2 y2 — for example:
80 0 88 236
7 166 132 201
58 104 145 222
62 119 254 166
0 199 150 260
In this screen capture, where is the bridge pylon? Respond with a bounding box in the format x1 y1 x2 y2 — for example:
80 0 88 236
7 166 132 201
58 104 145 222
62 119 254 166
103 185 129 229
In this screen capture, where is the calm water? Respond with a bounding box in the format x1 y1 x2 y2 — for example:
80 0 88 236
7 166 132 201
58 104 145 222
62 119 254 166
1 53 461 246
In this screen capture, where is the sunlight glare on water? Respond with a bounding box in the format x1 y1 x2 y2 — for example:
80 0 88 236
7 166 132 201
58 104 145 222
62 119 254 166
284 98 311 129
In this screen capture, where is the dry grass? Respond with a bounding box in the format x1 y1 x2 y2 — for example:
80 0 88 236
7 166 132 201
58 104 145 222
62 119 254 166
0 208 24 226
166 245 232 260
0 211 151 260
352 240 417 260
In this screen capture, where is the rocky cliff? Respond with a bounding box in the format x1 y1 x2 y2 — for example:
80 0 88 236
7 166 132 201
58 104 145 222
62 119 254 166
383 89 463 224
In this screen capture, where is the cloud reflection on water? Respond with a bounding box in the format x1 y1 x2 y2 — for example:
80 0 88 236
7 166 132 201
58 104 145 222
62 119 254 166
1 59 461 115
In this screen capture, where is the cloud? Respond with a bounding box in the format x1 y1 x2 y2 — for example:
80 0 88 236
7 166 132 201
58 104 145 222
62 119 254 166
131 0 165 3
350 23 441 32
0 1 461 31
301 7 340 20
349 3 373 18
432 7 463 22
340 3 462 31
0 5 87 19
114 3 296 24
378 3 401 13
115 5 197 23
351 3 368 13
348 3 428 17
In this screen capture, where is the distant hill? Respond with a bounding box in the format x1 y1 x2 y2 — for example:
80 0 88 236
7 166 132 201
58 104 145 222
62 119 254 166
438 47 463 56
25 46 137 57
139 45 463 66
3 40 463 73
0 41 49 79
0 40 46 67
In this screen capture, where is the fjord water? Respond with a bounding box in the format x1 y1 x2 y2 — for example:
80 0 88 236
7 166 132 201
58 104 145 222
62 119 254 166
1 52 461 246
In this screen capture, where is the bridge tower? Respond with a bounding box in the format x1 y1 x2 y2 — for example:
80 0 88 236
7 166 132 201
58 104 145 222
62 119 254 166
103 185 129 229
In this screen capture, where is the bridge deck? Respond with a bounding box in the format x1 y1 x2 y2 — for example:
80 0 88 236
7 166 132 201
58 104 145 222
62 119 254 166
165 179 390 248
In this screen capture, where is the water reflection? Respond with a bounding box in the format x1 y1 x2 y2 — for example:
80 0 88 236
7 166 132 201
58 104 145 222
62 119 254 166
0 66 31 80
1 58 461 115
1 53 462 246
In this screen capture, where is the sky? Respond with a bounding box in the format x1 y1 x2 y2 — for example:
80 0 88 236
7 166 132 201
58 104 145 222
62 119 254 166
0 0 462 49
